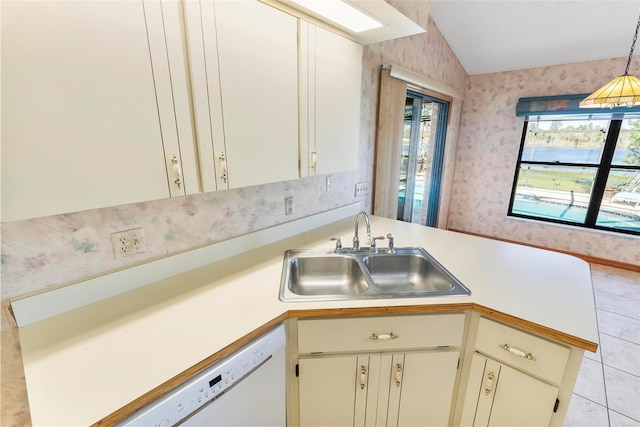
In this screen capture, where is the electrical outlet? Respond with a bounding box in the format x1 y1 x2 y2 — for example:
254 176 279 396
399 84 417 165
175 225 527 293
111 227 147 258
355 182 370 197
285 197 294 215
326 175 332 192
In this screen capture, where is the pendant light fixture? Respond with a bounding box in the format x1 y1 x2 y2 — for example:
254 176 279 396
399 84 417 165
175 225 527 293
580 14 640 108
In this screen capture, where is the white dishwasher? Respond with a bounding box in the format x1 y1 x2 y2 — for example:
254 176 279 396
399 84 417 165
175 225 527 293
119 325 286 426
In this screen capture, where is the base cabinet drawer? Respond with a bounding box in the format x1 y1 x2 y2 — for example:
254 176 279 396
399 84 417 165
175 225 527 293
475 317 569 384
298 313 465 354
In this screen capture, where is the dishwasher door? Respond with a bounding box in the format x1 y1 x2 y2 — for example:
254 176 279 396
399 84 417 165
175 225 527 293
183 347 285 426
119 325 286 426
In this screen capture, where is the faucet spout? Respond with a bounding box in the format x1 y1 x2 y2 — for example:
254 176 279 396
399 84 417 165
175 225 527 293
353 211 371 249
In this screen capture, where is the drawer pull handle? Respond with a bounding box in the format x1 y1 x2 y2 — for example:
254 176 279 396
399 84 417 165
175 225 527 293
171 154 183 189
395 363 403 387
484 371 494 395
360 365 367 390
219 152 228 183
499 343 536 361
369 332 399 341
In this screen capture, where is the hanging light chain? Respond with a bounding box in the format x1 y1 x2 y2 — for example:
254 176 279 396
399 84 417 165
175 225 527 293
624 14 640 75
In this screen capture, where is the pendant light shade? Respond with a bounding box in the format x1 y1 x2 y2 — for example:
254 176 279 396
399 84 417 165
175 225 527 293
580 14 640 109
579 74 640 108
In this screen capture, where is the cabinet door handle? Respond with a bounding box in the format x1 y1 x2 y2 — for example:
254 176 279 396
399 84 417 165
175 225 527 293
369 332 399 341
219 152 228 183
394 363 403 387
359 365 367 390
499 343 536 361
484 371 494 395
310 149 317 170
171 154 183 189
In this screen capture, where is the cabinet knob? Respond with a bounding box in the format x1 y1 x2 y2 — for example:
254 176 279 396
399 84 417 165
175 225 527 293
499 343 536 361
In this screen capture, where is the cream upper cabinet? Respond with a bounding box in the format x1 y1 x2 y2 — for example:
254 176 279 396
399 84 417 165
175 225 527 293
184 0 299 191
296 314 465 426
1 0 198 222
299 22 363 177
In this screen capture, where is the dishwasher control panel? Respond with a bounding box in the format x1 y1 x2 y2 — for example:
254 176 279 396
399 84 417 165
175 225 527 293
118 325 285 426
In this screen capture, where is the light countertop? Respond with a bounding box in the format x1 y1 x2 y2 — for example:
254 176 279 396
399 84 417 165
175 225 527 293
16 215 598 426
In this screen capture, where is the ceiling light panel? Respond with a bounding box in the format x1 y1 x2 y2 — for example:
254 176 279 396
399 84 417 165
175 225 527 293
288 0 383 33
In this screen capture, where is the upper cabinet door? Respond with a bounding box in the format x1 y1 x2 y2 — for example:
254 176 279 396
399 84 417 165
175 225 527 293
314 25 363 176
1 0 193 221
191 0 300 190
215 0 299 189
299 22 363 177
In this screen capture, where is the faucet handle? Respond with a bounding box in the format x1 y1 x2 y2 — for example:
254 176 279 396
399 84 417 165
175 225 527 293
386 233 395 252
328 237 342 251
370 235 385 250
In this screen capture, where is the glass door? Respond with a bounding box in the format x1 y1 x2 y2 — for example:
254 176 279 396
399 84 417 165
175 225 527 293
397 91 449 226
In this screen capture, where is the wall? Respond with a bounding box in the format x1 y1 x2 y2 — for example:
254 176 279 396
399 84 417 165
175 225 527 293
448 57 640 265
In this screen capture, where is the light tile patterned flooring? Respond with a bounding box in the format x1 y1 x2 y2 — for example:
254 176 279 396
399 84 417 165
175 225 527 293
564 264 640 427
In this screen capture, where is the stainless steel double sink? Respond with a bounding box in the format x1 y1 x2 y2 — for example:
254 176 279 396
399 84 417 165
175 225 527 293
279 247 471 302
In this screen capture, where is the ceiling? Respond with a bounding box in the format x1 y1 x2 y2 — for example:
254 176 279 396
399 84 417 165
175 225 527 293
429 0 640 75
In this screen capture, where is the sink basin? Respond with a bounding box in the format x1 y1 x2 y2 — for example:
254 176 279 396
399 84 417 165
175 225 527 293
363 253 455 293
279 247 470 301
288 255 369 296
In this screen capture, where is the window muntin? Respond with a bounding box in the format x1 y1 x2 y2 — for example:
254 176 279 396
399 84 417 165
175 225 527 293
509 117 640 235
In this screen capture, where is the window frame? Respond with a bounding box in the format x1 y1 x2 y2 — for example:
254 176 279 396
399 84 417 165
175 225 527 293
507 116 640 236
398 89 450 227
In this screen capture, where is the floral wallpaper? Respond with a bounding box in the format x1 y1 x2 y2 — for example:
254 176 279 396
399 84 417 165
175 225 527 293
1 2 472 305
0 172 365 301
448 57 640 266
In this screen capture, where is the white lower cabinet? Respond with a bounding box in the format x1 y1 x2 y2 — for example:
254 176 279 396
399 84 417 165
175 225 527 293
460 352 559 426
296 314 465 426
299 350 459 427
459 317 570 426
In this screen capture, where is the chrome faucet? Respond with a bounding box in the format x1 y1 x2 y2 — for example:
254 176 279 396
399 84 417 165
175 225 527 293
353 211 372 250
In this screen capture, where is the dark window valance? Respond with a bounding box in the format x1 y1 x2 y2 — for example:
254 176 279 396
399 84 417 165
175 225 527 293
516 94 640 119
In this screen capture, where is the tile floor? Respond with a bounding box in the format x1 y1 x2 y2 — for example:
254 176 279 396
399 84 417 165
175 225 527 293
564 264 640 427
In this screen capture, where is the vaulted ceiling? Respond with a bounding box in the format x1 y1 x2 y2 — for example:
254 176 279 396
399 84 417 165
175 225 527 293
430 0 640 75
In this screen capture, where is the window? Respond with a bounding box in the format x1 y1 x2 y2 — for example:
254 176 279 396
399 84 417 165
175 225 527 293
509 107 640 235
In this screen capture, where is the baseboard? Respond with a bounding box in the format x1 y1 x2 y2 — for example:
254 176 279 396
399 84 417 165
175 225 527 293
448 228 640 273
